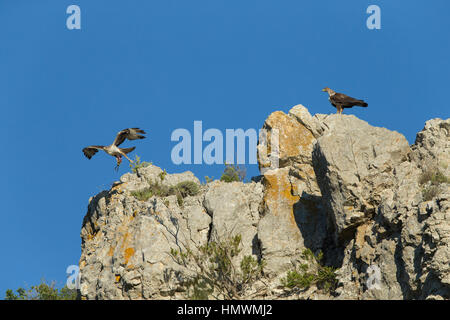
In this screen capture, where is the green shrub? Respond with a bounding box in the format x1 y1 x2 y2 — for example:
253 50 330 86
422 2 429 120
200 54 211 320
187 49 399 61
422 185 441 201
204 176 214 184
419 167 449 201
129 155 152 173
131 181 172 201
282 268 315 289
130 188 153 202
131 179 200 206
159 169 167 181
176 181 200 197
419 167 449 185
170 234 265 300
281 249 337 293
5 280 78 300
220 163 246 183
431 171 449 184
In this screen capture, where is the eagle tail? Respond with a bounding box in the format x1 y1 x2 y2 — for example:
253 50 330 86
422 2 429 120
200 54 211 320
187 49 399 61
356 100 368 107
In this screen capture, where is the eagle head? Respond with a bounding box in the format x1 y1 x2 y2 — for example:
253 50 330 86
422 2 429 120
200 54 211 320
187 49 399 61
322 87 335 95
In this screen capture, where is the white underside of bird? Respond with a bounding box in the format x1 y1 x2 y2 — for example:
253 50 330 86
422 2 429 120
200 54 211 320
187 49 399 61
104 145 132 161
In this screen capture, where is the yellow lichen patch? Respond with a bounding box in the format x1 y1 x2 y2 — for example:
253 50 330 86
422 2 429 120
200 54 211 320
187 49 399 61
86 229 102 242
111 182 128 192
124 247 135 265
109 182 129 204
106 213 137 266
264 170 299 207
263 168 300 227
264 111 315 163
108 245 115 257
355 223 369 249
344 206 355 214
120 232 131 249
355 223 373 260
260 162 272 168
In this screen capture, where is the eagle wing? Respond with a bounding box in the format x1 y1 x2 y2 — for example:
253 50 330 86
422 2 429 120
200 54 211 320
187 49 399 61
82 146 105 159
113 128 146 146
331 93 368 108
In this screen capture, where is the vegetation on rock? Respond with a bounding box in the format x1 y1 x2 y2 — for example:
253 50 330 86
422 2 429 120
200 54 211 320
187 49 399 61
131 179 200 206
220 163 246 182
129 155 152 173
281 249 337 294
169 234 265 300
419 166 449 201
5 280 78 300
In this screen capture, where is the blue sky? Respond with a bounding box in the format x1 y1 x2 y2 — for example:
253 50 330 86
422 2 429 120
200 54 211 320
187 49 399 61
0 0 448 297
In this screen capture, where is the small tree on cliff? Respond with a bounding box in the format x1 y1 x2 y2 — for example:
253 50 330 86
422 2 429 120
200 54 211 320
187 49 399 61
169 233 265 300
5 279 78 300
220 163 246 182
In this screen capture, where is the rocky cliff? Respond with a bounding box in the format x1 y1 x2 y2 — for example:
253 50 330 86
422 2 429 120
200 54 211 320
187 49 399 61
79 105 449 300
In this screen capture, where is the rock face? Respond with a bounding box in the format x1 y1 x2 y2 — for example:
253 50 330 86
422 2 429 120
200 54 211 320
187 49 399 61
79 166 264 299
79 106 449 300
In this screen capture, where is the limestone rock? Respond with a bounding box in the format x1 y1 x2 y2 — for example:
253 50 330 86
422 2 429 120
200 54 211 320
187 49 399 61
203 180 263 260
412 118 450 176
312 114 411 239
79 105 449 300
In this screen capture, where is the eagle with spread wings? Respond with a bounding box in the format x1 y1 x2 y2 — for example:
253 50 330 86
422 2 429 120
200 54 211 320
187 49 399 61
82 128 146 170
322 87 368 114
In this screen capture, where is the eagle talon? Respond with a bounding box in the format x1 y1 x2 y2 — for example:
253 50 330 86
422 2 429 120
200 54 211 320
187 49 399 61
114 155 123 171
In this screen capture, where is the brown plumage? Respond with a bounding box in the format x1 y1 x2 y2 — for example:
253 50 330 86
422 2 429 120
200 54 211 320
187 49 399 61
82 145 104 159
82 128 146 169
322 87 368 114
113 128 146 147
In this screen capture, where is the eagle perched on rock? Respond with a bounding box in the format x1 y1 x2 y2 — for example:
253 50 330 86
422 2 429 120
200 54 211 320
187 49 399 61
322 87 368 114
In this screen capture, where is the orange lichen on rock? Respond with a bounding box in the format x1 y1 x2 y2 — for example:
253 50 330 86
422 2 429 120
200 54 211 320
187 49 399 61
124 247 135 265
263 111 315 166
263 168 300 227
106 216 136 264
109 182 128 204
108 245 115 257
355 223 369 249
